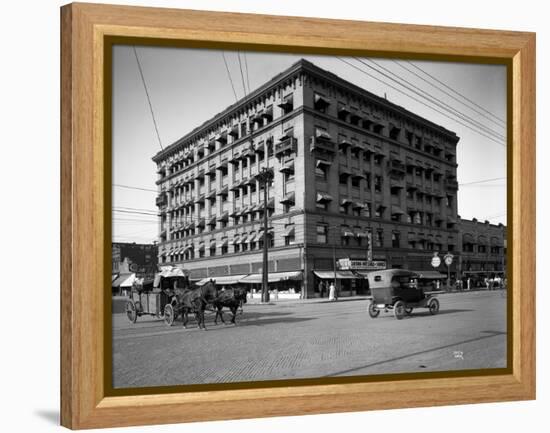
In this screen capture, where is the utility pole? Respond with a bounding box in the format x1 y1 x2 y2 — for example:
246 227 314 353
257 167 273 303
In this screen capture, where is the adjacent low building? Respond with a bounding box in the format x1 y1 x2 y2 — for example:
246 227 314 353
457 218 507 288
152 59 464 298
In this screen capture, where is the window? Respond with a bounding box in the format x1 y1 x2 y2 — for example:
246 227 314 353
478 245 487 253
375 205 384 218
425 213 433 226
363 203 371 218
352 206 361 217
267 139 274 158
351 176 361 188
375 230 384 247
392 232 400 248
339 173 348 186
280 94 294 115
199 249 205 258
234 243 240 253
446 195 453 207
284 224 295 245
316 224 328 244
374 175 382 193
210 246 216 256
240 121 248 138
315 161 329 180
221 244 228 255
316 201 328 210
448 244 455 252
314 93 329 113
374 154 383 166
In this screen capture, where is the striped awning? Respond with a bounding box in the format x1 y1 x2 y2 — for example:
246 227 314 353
240 271 303 284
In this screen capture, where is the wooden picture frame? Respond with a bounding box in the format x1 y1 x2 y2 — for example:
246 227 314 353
60 2 535 429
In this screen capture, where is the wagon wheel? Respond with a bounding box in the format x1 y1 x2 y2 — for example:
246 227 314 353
405 307 413 315
428 298 440 315
134 301 142 316
368 301 380 318
125 300 137 323
393 300 406 320
164 304 175 327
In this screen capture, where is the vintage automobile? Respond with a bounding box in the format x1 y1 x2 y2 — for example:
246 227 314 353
125 267 189 325
366 269 442 320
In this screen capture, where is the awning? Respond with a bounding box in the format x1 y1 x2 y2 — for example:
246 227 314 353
414 271 446 280
217 211 229 222
391 205 405 215
112 273 135 288
352 201 365 209
314 94 331 106
197 243 205 251
316 158 331 167
280 191 296 204
217 238 228 248
279 161 295 173
240 271 303 284
490 237 501 246
231 235 241 244
313 270 357 280
316 192 333 203
447 216 457 224
340 198 353 206
217 186 229 196
341 228 355 237
315 129 332 140
283 225 295 237
248 232 259 243
355 230 370 238
239 234 249 243
205 275 250 286
339 168 352 177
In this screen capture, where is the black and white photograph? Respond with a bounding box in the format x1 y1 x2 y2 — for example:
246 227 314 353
110 47 507 389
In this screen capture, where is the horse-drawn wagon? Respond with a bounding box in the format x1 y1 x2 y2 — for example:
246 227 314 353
124 267 188 325
366 269 443 320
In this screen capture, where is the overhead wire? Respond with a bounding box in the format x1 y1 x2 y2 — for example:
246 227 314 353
405 60 506 125
221 51 239 102
337 57 505 147
355 57 505 142
392 60 506 130
132 46 164 151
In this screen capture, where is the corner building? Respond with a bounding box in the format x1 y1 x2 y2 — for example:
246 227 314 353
153 59 460 298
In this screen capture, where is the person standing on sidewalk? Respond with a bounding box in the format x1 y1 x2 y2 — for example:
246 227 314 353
318 280 326 298
328 281 336 301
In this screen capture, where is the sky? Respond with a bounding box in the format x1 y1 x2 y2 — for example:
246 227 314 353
112 46 507 244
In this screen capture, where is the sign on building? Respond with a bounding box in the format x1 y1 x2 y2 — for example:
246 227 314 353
338 258 387 270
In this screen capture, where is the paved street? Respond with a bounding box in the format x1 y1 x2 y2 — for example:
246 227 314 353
112 291 507 388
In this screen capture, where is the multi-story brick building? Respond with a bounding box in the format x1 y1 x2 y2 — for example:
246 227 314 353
152 59 460 298
458 218 507 288
112 242 158 276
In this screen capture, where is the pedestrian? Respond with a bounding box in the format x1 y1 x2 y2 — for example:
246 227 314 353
467 277 471 291
328 282 336 301
318 280 326 298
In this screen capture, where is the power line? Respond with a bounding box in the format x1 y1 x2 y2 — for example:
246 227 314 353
459 177 506 186
392 60 506 130
221 51 238 102
114 184 157 193
337 57 505 147
132 46 164 151
237 51 248 97
405 60 506 125
356 57 505 142
244 52 251 95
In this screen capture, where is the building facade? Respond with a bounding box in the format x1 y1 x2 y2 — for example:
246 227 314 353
152 59 460 297
112 242 158 277
457 218 507 287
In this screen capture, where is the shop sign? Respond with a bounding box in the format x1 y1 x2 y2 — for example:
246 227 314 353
338 258 387 270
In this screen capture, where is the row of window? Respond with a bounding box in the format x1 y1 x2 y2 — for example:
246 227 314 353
159 95 295 178
313 92 454 161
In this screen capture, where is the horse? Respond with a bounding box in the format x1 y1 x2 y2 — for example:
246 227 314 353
213 287 248 325
173 280 218 330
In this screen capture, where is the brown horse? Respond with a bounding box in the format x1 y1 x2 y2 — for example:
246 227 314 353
174 280 218 330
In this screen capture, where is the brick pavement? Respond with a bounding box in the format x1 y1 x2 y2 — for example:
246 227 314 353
112 291 507 388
